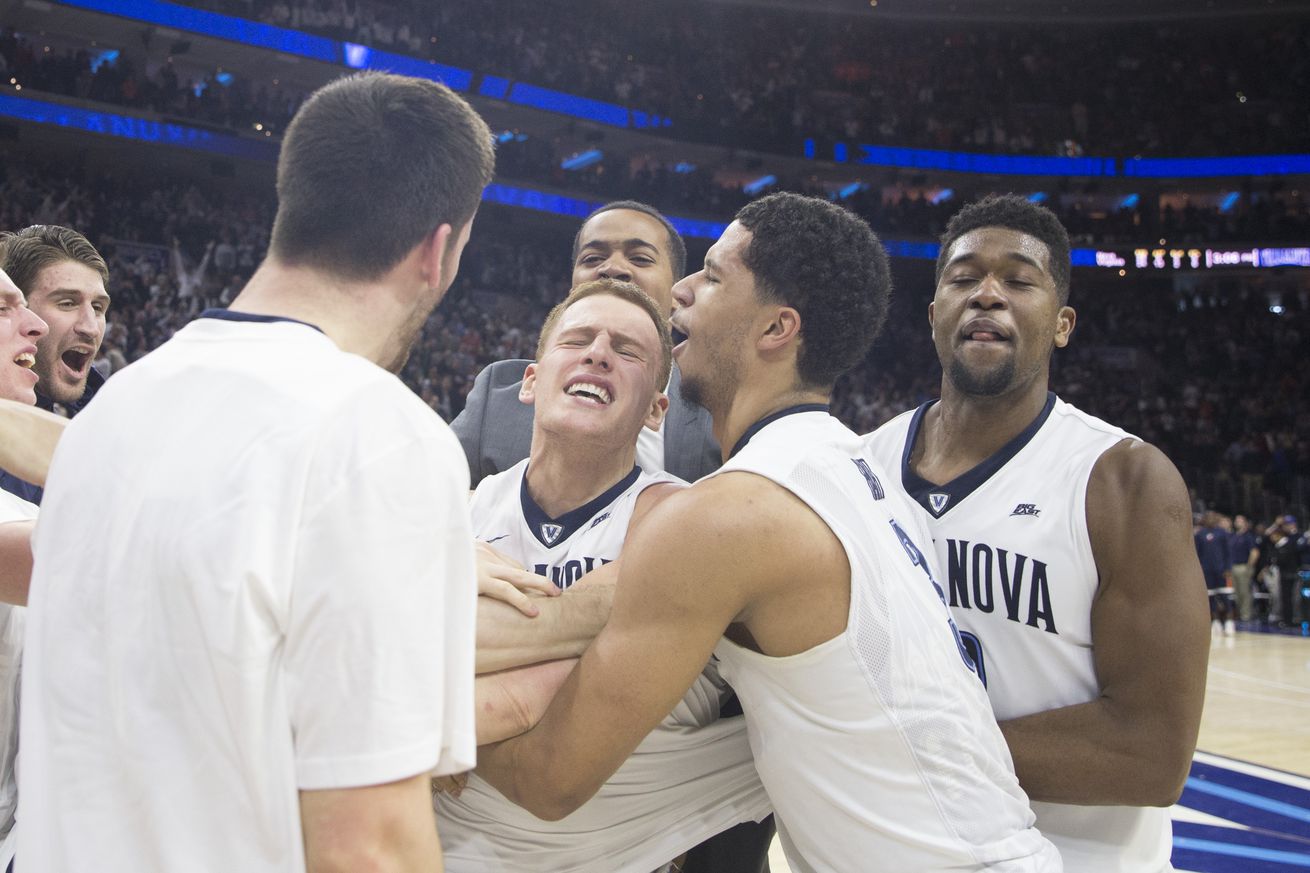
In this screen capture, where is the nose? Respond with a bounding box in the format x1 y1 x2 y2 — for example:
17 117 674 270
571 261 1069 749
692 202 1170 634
74 303 104 341
671 274 695 310
23 308 48 340
582 334 613 370
596 258 632 282
968 274 1007 309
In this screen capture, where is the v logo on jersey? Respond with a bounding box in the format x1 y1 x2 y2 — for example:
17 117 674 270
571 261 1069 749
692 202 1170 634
540 523 564 545
928 492 951 514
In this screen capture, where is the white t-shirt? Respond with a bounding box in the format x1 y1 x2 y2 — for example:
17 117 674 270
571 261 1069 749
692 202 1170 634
436 459 769 872
20 314 478 873
0 490 36 869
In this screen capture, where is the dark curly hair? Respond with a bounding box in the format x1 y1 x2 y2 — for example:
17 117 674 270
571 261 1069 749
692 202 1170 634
734 192 891 389
936 194 1072 303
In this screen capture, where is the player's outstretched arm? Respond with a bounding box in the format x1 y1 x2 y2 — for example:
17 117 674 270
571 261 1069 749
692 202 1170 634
1000 438 1209 806
475 477 770 821
0 398 67 486
476 567 615 674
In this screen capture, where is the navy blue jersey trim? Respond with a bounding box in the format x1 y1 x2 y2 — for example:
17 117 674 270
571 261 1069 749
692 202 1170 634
520 465 642 548
901 392 1056 517
197 308 324 334
729 403 830 459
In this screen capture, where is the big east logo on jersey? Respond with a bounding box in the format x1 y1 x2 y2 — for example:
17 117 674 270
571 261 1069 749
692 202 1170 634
944 539 1058 634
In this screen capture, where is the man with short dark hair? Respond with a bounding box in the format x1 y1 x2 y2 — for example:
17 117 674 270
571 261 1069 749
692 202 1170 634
452 201 719 485
20 72 495 873
867 193 1209 872
0 224 111 503
1229 514 1259 623
476 193 1059 872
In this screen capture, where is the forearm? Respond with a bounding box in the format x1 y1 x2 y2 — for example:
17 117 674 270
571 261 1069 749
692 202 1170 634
0 399 66 486
0 522 33 606
1000 696 1196 807
474 659 577 744
475 581 613 674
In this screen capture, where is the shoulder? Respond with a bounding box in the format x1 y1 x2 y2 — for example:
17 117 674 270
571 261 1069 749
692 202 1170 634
1051 396 1138 443
1087 437 1191 539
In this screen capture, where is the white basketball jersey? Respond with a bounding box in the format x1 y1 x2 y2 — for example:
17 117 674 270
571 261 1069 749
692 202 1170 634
711 407 1059 873
436 459 770 873
867 394 1170 873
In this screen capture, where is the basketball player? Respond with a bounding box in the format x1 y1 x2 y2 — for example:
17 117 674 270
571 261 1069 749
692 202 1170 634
0 267 47 872
19 73 494 873
865 194 1208 872
476 193 1060 872
0 224 111 503
439 278 768 872
453 201 720 486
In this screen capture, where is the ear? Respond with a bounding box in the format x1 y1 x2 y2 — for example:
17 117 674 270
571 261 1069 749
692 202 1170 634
1054 305 1076 349
928 300 936 330
419 223 455 290
643 391 670 432
519 363 539 406
758 305 802 353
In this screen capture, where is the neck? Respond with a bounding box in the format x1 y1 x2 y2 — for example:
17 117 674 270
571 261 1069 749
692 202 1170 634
918 373 1050 479
711 371 829 459
227 259 415 368
525 431 639 518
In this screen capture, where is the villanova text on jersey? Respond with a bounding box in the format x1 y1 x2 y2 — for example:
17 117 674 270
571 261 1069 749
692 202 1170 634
943 538 1057 634
532 555 613 590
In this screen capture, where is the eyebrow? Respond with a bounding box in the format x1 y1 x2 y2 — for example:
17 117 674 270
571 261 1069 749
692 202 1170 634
579 238 661 254
943 251 1045 272
48 287 112 301
557 324 651 352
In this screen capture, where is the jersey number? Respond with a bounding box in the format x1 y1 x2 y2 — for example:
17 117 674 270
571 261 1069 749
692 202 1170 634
889 518 980 679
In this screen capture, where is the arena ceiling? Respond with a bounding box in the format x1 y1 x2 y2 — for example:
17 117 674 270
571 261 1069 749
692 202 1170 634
709 0 1310 22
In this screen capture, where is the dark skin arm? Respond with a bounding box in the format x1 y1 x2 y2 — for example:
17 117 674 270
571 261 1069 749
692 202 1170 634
1000 439 1209 806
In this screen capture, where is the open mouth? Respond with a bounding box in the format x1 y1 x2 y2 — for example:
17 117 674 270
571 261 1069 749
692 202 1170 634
565 381 612 405
62 348 92 374
671 326 688 346
13 352 34 369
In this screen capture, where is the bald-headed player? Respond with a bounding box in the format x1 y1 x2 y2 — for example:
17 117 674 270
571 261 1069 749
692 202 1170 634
866 194 1208 872
439 278 768 872
474 193 1060 872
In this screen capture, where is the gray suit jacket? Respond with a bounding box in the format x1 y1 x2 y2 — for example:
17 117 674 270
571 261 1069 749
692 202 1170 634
451 359 721 486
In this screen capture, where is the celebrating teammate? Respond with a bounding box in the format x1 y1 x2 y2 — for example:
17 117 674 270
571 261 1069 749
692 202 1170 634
865 194 1208 872
440 278 768 872
0 267 48 871
475 192 1060 872
453 201 719 485
18 72 494 873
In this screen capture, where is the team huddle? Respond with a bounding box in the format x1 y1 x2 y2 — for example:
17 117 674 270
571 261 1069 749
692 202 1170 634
0 73 1209 873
